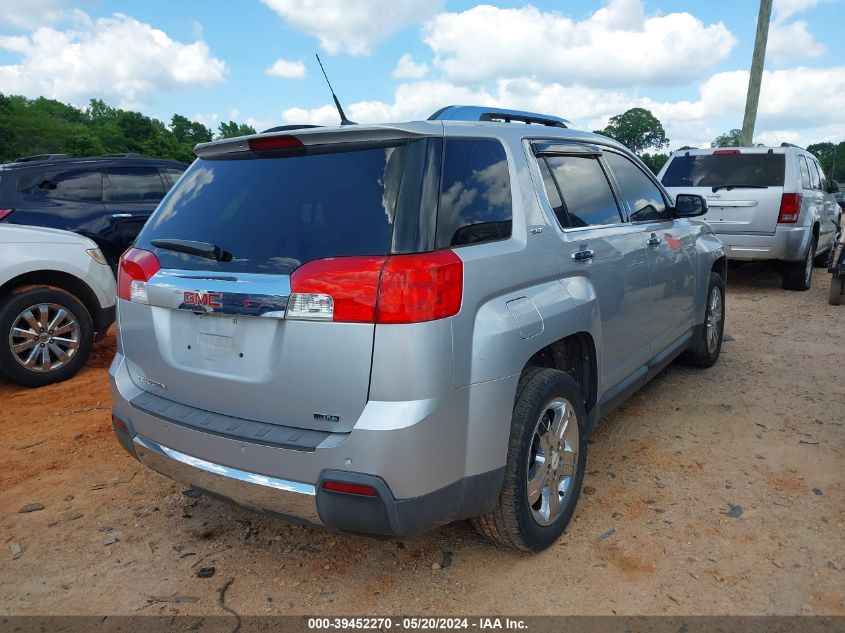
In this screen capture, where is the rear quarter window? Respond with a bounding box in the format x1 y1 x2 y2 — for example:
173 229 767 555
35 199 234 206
436 139 512 248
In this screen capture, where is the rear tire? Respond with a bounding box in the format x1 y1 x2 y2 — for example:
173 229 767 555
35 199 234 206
678 272 725 368
830 276 843 306
0 286 94 388
472 367 587 552
782 239 816 291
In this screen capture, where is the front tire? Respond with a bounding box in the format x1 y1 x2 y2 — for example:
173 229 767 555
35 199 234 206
0 286 94 387
678 272 725 368
472 367 587 552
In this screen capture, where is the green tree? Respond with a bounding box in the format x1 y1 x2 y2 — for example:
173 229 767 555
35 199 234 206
216 120 257 140
640 152 669 175
711 129 743 148
595 107 669 154
807 141 845 182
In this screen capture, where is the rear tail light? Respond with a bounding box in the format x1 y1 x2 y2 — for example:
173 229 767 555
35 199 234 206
778 193 802 223
117 248 161 303
321 481 378 497
288 250 463 325
0 209 12 220
248 135 304 152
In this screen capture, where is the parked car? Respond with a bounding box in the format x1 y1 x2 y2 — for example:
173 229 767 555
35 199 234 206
0 224 116 387
658 144 839 291
110 106 725 551
0 154 188 268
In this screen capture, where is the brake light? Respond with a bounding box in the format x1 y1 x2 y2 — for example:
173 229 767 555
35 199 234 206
0 209 12 220
248 135 304 152
321 481 378 497
287 250 463 325
778 193 802 223
117 248 160 302
713 149 740 155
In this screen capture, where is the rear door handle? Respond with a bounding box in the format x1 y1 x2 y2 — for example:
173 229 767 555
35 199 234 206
571 248 595 262
647 235 662 247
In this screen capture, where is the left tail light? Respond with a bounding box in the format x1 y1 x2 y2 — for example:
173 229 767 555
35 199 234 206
117 248 160 303
778 193 802 223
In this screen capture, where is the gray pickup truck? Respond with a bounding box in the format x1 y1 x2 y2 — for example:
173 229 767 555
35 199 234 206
110 106 725 551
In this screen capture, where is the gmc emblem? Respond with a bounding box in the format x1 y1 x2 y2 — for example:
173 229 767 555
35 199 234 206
183 291 222 308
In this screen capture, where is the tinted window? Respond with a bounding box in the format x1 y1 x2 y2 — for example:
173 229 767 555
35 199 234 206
542 155 620 227
163 167 186 189
808 159 821 190
799 156 812 189
538 159 567 227
813 160 827 191
661 153 786 188
136 142 409 274
17 169 102 202
604 152 668 221
105 167 166 203
436 139 512 248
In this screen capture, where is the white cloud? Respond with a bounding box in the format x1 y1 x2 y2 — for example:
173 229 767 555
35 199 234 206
0 0 66 29
261 0 445 55
773 0 834 21
0 12 227 108
768 20 826 63
192 112 219 127
422 3 736 88
265 58 307 79
392 53 429 79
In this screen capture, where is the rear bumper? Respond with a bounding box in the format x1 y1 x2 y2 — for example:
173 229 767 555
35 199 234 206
109 352 508 536
716 226 811 262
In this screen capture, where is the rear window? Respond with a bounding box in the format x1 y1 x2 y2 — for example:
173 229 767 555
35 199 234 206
135 142 410 274
661 153 785 188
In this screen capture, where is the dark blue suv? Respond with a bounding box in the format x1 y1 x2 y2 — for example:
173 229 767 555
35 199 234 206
0 154 187 267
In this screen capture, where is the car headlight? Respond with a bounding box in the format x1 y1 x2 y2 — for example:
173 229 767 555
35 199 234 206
86 248 108 265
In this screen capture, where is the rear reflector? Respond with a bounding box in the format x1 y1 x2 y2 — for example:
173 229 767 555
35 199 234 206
118 248 161 302
322 481 378 497
778 193 802 223
287 250 463 325
248 135 304 152
112 415 128 433
0 209 12 220
713 149 740 155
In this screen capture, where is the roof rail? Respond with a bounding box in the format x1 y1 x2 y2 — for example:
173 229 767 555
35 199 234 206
98 153 145 158
429 105 569 128
13 153 72 163
780 142 805 150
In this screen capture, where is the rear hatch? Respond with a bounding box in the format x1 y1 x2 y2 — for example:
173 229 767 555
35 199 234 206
660 149 786 235
118 128 442 433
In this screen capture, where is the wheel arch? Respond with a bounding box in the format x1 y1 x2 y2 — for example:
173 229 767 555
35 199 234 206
0 270 101 331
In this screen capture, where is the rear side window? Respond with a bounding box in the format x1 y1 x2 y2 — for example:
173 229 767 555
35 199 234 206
540 155 621 228
808 159 821 190
105 167 167 203
604 152 668 221
163 167 186 189
136 142 409 274
813 160 827 191
17 169 102 202
799 156 812 189
436 139 512 248
661 153 785 188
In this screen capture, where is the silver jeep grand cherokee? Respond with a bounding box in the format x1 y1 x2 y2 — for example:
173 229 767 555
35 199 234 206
110 106 725 551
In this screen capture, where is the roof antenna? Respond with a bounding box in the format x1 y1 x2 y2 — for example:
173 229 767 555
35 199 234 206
315 54 355 126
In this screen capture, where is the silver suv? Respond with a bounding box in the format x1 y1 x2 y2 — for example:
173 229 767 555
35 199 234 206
659 144 840 290
110 106 726 551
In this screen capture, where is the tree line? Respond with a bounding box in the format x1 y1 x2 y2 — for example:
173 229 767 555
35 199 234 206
0 94 256 164
2 94 842 182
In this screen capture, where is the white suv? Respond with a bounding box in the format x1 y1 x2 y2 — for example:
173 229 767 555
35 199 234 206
659 144 840 290
0 225 116 387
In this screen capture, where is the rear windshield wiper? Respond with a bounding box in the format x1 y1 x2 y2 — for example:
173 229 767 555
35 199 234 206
711 184 769 192
150 239 232 262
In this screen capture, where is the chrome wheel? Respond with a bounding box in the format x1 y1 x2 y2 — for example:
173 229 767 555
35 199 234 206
705 286 723 354
8 303 80 373
526 397 579 526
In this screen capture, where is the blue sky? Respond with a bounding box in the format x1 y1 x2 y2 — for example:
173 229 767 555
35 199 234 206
1 0 843 148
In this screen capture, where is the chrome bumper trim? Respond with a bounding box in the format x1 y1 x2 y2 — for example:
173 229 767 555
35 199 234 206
133 435 321 524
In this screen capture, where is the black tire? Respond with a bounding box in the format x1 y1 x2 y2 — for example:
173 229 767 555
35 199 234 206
813 247 830 268
782 238 816 291
472 367 588 552
677 272 725 368
0 286 94 387
830 276 843 306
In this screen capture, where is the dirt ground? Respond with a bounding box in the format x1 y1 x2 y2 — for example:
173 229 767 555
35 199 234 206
1 262 843 617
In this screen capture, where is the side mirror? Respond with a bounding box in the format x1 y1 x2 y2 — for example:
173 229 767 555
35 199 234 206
675 193 708 218
829 180 840 193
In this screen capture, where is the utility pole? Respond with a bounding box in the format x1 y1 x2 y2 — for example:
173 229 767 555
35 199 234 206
740 0 773 147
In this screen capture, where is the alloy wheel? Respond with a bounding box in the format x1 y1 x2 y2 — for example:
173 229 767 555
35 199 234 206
8 303 81 373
